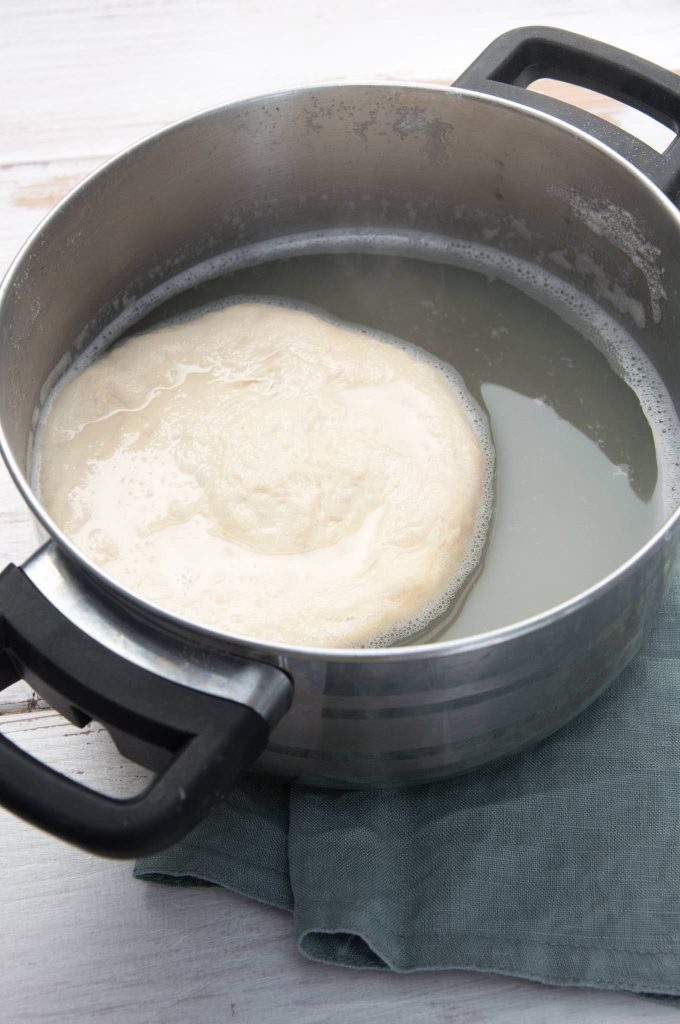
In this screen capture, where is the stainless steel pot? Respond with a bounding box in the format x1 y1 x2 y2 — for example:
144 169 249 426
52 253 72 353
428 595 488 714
1 27 680 858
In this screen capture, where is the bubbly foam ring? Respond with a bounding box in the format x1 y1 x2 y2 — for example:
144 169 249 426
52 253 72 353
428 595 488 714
37 299 495 648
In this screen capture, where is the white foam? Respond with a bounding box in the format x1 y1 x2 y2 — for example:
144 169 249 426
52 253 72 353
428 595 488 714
37 298 495 648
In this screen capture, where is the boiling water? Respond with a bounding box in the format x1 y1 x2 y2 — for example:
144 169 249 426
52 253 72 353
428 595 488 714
39 236 680 644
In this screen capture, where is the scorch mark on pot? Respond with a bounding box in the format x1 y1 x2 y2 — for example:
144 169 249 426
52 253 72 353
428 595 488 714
392 106 454 166
550 188 667 325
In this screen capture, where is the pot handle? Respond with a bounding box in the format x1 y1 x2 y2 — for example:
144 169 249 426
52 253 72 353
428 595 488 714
0 560 292 858
454 26 680 200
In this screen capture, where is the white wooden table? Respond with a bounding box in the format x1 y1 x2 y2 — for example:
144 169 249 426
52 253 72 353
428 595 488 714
2 3 680 1021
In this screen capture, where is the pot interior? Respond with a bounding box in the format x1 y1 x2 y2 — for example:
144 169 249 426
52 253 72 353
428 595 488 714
2 83 680 643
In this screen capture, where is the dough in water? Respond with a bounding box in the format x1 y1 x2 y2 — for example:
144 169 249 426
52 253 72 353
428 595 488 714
38 301 491 646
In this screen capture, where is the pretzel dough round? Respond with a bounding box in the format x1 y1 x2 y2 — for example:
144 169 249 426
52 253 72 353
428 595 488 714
38 301 492 646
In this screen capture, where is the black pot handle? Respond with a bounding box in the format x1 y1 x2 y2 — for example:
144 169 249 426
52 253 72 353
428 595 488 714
0 562 291 858
454 26 680 200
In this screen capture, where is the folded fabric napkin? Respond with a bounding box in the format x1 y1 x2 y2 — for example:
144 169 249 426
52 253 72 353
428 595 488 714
136 568 680 998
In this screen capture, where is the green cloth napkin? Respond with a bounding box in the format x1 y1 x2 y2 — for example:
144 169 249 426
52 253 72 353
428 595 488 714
135 568 680 997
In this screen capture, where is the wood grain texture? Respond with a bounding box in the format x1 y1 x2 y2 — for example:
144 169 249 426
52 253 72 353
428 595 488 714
1 2 680 1021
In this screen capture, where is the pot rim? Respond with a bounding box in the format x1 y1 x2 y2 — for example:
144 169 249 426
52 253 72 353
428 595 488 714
2 79 680 664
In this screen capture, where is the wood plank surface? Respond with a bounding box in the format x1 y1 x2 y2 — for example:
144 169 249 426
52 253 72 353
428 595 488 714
2 2 680 1021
